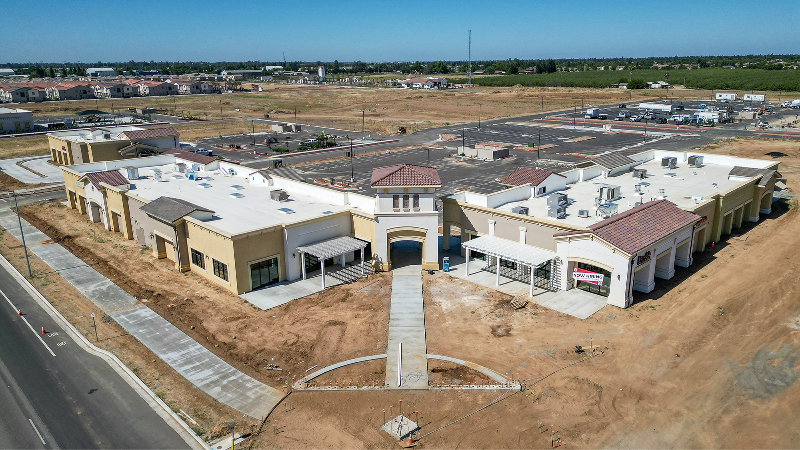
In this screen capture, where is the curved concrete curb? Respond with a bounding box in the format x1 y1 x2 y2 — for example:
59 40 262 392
0 254 208 450
294 354 387 388
427 354 510 384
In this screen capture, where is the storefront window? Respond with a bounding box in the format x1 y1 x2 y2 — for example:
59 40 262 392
575 262 611 297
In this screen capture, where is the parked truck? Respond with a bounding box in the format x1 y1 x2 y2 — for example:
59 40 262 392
584 108 600 119
637 102 674 114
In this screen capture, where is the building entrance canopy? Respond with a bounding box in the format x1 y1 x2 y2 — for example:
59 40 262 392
462 235 555 268
297 236 369 289
297 236 369 260
462 235 556 297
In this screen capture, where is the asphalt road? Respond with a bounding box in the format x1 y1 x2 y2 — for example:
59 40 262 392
0 258 191 449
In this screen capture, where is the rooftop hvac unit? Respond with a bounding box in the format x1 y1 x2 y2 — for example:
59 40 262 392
125 167 139 180
632 168 647 179
661 157 677 169
175 163 186 173
597 203 618 218
547 192 568 207
688 155 704 167
187 170 197 181
103 133 111 140
634 182 650 193
270 189 289 202
578 209 590 218
598 185 621 201
511 206 529 215
548 205 566 219
153 171 163 182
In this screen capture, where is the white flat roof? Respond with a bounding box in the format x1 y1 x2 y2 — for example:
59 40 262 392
50 126 145 143
0 107 31 114
128 164 352 235
495 158 744 227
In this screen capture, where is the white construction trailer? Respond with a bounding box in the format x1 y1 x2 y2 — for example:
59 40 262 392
743 94 766 102
715 92 738 101
637 103 674 114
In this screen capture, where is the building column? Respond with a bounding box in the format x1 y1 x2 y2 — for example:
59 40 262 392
321 260 326 289
529 264 535 297
442 223 451 250
341 254 345 268
465 248 470 276
488 220 496 236
360 248 365 275
496 256 501 286
301 252 306 280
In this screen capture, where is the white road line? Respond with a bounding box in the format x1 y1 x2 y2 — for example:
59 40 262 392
29 418 46 445
0 288 56 357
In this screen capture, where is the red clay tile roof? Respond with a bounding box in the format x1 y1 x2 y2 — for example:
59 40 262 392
173 151 217 165
554 200 700 255
82 170 129 188
120 127 178 141
499 167 563 186
370 164 441 187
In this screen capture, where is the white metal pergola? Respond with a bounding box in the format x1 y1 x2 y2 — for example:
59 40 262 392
461 235 556 297
297 236 369 289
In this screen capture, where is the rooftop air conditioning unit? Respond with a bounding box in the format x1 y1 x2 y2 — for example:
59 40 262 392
599 185 621 201
547 193 568 207
548 205 566 219
270 189 289 201
511 206 529 215
103 133 111 139
125 167 139 180
688 155 704 167
578 209 590 218
175 163 186 173
632 168 647 179
661 157 677 169
597 203 618 218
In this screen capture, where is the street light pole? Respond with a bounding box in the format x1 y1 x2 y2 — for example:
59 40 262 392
537 131 541 161
643 118 647 143
361 110 365 133
348 136 354 182
10 191 31 277
478 103 481 130
252 120 255 147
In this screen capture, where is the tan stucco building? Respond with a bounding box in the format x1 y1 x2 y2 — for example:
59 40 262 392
48 125 179 165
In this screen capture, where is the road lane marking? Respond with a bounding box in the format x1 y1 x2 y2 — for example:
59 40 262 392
29 418 46 445
0 288 56 357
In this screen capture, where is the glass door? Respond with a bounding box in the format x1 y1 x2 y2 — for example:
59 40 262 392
251 258 279 290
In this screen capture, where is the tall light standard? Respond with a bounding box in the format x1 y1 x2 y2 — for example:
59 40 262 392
478 103 481 130
8 191 31 277
643 117 648 143
361 109 365 133
252 120 255 148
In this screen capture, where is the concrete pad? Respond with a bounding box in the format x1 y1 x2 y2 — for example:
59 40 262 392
0 155 63 184
113 306 284 419
240 263 368 310
381 415 419 440
0 210 50 244
442 248 608 319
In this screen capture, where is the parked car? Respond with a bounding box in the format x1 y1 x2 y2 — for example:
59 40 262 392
657 118 668 124
618 103 626 108
598 114 608 120
263 136 278 144
300 138 318 146
193 148 213 156
629 115 642 122
614 116 624 121
675 105 685 111
618 111 631 118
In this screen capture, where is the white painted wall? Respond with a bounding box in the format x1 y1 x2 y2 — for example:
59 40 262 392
283 215 353 281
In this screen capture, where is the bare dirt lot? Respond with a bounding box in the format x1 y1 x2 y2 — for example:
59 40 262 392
5 137 800 448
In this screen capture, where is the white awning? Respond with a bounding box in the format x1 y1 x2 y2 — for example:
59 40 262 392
297 236 369 260
462 235 555 267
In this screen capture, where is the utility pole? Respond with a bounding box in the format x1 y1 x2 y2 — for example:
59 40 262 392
361 110 365 133
10 191 31 277
294 107 297 124
467 30 472 86
220 99 223 120
252 120 255 147
461 127 465 153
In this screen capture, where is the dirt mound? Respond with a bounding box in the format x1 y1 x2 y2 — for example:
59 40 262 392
490 323 512 337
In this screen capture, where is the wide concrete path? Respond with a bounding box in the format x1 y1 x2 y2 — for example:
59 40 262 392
0 155 64 184
0 209 283 418
385 264 428 389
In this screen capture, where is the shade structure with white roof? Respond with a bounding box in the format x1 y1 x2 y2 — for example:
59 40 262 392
461 235 556 296
297 236 370 288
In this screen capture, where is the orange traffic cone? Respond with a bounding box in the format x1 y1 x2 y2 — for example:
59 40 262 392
41 326 46 334
18 309 22 316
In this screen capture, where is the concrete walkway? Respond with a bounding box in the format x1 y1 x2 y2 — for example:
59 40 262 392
0 209 284 419
385 264 428 389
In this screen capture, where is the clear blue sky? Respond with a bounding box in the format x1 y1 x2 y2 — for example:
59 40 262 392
3 0 799 63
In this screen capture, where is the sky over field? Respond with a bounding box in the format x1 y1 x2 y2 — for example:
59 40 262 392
3 0 799 62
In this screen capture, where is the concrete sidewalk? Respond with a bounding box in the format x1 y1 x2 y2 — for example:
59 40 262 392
385 264 428 389
0 209 284 418
0 155 64 184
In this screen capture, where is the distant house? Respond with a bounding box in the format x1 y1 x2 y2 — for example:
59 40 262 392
0 85 47 103
0 107 33 132
0 68 14 77
220 70 263 79
46 82 94 100
170 79 210 94
93 82 136 98
124 79 175 97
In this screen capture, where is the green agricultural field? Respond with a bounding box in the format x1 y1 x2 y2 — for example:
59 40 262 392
451 68 800 92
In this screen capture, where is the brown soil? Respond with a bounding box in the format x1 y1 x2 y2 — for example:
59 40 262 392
0 134 50 160
17 200 391 398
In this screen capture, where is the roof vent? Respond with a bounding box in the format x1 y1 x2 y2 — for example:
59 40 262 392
198 182 212 188
578 209 590 218
511 206 529 215
229 192 245 199
270 189 289 201
277 207 295 214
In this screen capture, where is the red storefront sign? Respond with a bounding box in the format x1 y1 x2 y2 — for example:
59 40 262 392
572 267 604 285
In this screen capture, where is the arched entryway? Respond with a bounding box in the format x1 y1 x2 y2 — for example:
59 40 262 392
386 226 427 270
